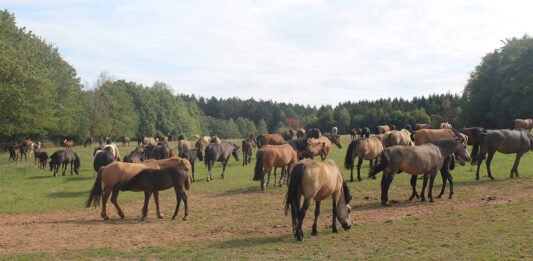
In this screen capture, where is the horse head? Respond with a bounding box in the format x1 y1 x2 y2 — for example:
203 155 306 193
452 138 471 166
336 181 352 230
231 144 240 161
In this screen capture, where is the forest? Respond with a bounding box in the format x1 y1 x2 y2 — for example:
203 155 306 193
1 10 532 142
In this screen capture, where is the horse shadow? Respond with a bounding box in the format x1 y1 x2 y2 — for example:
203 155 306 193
47 190 87 198
212 234 288 249
216 186 262 196
28 175 53 180
63 176 94 182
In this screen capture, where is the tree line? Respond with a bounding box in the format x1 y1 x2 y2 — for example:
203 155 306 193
1 10 531 143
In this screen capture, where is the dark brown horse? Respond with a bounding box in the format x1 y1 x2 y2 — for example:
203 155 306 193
369 138 470 205
241 137 255 166
49 150 80 176
180 147 202 182
124 146 145 163
281 130 294 141
307 128 321 139
120 166 191 220
84 137 93 147
350 129 357 140
474 129 533 180
253 144 297 190
357 127 371 138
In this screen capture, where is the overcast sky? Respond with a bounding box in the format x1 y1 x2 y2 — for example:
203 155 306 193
3 0 533 106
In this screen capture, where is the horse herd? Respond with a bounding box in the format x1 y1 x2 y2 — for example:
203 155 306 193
4 119 533 241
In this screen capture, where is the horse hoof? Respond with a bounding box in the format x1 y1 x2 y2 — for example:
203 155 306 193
490 177 495 181
102 216 110 220
437 194 443 199
311 230 318 236
157 215 164 219
429 199 434 203
332 227 338 233
182 216 188 221
475 177 480 180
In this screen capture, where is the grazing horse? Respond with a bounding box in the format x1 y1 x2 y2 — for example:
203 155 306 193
93 148 116 177
344 137 384 182
296 128 306 139
440 122 453 129
63 139 74 150
122 136 131 146
307 128 321 139
285 159 352 241
124 146 145 163
204 142 240 181
241 138 255 166
120 166 191 220
415 123 431 130
37 151 48 170
84 137 93 147
381 130 414 147
369 138 470 205
49 150 80 176
281 130 294 141
375 125 391 134
256 133 285 148
254 144 297 190
86 157 191 220
514 118 533 132
309 134 342 160
474 129 533 180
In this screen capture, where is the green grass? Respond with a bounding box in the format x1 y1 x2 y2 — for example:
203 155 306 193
1 136 532 260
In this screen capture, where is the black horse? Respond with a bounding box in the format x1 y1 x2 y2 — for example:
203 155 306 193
357 127 371 138
474 129 533 180
180 148 203 182
281 130 294 141
307 128 321 139
49 150 80 176
204 141 239 182
37 151 49 170
93 147 116 177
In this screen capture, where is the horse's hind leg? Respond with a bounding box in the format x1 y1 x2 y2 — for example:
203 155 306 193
420 174 428 202
438 169 448 199
409 175 419 200
296 198 310 241
153 191 164 219
110 186 125 219
141 191 152 220
101 187 112 220
428 171 437 202
356 158 363 182
486 150 496 180
447 172 454 199
311 201 321 236
510 152 524 178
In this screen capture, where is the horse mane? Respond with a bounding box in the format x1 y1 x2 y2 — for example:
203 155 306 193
341 180 352 203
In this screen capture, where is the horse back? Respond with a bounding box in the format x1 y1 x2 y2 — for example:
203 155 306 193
300 159 341 201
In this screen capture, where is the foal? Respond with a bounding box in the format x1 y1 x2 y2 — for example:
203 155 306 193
120 166 191 220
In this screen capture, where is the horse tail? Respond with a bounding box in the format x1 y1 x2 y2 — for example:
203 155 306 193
471 132 486 164
253 150 264 181
184 171 191 191
86 166 104 208
256 135 262 148
285 163 305 215
204 146 210 167
368 151 389 178
410 131 416 144
343 140 358 170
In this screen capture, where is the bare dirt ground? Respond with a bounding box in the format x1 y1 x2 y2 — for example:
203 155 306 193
1 180 531 254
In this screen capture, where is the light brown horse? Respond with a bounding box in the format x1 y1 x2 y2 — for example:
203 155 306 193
285 159 352 241
86 157 191 220
375 125 391 134
308 134 342 160
369 138 470 205
257 133 285 148
253 144 297 190
344 136 384 182
381 130 414 147
514 119 533 132
415 123 431 130
63 139 74 150
440 122 453 129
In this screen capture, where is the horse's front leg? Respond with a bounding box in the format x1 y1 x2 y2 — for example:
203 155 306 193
409 175 419 200
356 157 363 182
153 191 164 219
486 150 496 180
141 191 152 220
438 168 448 199
312 201 321 236
221 160 227 179
428 170 438 202
420 174 429 201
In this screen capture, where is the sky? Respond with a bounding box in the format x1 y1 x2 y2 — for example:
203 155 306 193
3 0 533 106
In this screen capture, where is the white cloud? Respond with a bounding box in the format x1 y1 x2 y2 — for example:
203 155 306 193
3 0 533 106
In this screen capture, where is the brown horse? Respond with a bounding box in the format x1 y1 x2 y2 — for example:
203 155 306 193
375 125 391 134
459 127 486 146
381 130 414 147
369 138 470 205
415 123 431 130
308 134 342 160
122 136 131 146
256 133 285 148
350 129 357 140
63 139 74 150
440 122 453 129
86 157 191 220
241 137 255 166
514 119 533 132
84 137 93 147
253 144 297 190
120 166 191 220
474 129 533 180
285 159 352 241
344 137 384 182
178 139 191 156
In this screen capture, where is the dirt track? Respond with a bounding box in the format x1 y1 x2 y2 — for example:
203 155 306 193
1 179 531 255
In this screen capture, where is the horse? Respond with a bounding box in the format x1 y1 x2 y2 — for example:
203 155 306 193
474 129 533 180
152 143 170 160
440 122 453 129
86 157 191 220
344 137 384 182
204 142 239 181
253 144 297 190
350 129 357 140
180 147 202 182
210 135 221 144
256 133 285 148
122 136 131 146
287 138 311 160
37 151 48 170
357 127 371 138
307 128 321 139
63 139 74 150
177 139 191 157
241 138 254 166
83 137 93 147
296 128 306 139
124 146 145 163
459 127 486 146
381 130 414 147
119 166 191 220
281 130 294 141
103 142 121 161
308 134 342 160
332 127 338 135
93 148 116 177
375 125 391 134
285 159 352 241
415 123 431 130
7 145 20 162
514 118 533 132
49 150 80 176
32 141 42 165
369 138 470 206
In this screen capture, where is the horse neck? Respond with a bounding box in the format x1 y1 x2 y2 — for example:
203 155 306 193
433 140 458 158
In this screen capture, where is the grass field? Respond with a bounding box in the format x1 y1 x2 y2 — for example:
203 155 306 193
0 136 532 260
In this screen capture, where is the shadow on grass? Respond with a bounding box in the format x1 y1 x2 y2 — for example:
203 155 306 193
64 176 94 182
36 216 178 226
27 175 53 179
47 190 88 198
212 234 288 249
215 185 269 196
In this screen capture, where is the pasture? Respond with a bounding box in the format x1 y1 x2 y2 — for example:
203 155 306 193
0 136 532 260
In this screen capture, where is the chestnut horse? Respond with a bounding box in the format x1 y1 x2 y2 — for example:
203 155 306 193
256 133 285 148
86 157 191 220
253 144 297 190
285 159 352 241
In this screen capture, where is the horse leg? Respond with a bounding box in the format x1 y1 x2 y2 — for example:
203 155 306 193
110 186 125 219
356 157 363 182
475 155 484 180
154 191 164 219
447 171 454 199
296 198 310 241
409 175 419 200
438 168 447 199
181 193 189 220
62 163 67 176
428 171 437 202
510 152 524 178
369 160 376 179
312 201 321 236
381 173 394 206
221 160 227 179
172 189 182 220
486 150 496 180
332 196 339 232
420 174 428 202
101 187 112 220
141 191 152 220
191 163 195 182
261 167 270 191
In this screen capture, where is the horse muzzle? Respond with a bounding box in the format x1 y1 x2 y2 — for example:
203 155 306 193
342 223 351 230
